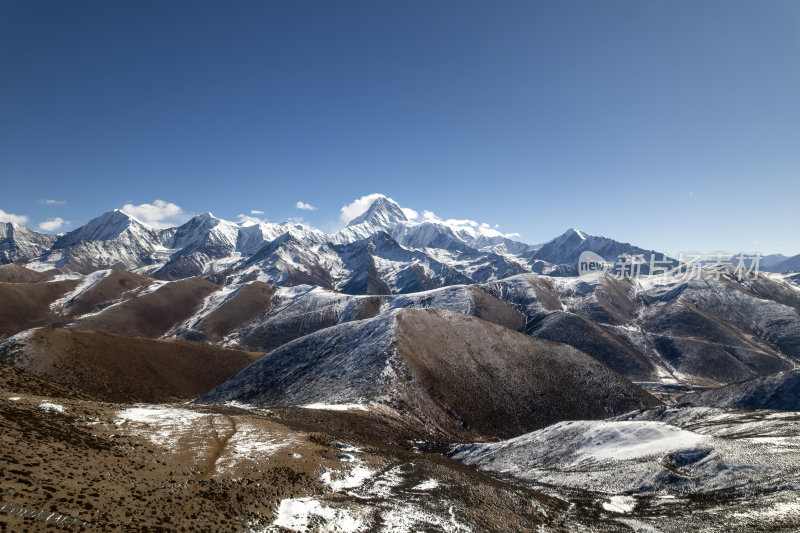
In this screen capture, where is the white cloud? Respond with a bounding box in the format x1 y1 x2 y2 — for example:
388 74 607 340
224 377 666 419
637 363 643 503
38 218 69 231
251 209 265 215
446 218 479 227
236 213 268 225
121 200 187 229
0 208 29 224
295 201 317 211
415 209 519 240
401 207 419 220
339 193 387 225
421 210 439 221
40 199 66 205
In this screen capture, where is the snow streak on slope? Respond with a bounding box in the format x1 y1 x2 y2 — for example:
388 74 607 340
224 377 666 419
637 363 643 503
49 269 111 312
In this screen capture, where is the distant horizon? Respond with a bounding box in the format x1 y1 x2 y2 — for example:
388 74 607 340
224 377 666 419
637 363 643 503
2 1 798 256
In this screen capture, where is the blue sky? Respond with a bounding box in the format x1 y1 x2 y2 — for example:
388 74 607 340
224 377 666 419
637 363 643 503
1 1 798 255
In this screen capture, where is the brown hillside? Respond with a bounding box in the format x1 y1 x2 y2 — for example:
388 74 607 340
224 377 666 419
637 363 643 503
200 308 660 440
0 264 55 283
0 328 262 402
0 359 90 400
394 309 660 438
68 269 154 316
202 282 276 341
72 277 219 338
467 286 526 331
0 279 80 339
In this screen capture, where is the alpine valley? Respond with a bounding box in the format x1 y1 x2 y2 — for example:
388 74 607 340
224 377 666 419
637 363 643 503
1 195 799 532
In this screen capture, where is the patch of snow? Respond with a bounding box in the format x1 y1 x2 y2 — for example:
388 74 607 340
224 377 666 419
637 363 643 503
272 497 364 532
169 283 241 334
572 421 709 464
732 498 800 519
320 464 375 492
379 502 471 532
49 272 85 281
115 405 206 448
412 479 439 491
301 403 369 412
222 421 296 465
39 401 66 414
614 518 664 532
8 396 20 401
603 495 636 513
49 269 110 312
368 465 405 498
223 400 259 410
333 442 362 453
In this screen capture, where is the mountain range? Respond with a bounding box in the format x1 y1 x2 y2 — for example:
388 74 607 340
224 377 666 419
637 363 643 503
6 196 797 299
0 196 682 293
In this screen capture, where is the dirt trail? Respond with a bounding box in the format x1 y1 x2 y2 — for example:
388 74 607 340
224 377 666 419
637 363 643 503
179 414 237 522
199 414 237 479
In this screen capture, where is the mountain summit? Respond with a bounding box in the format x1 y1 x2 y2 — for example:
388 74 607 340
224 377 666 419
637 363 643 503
346 195 409 229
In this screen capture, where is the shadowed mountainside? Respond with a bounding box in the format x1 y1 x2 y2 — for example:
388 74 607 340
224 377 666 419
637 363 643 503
681 370 800 410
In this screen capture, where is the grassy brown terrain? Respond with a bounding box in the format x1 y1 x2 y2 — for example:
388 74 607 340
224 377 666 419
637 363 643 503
531 311 660 381
0 279 80 340
0 264 54 284
67 269 154 316
394 309 660 438
0 329 262 403
72 277 219 338
201 281 276 341
467 286 526 331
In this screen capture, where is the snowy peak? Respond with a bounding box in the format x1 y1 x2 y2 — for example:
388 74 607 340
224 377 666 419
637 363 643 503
0 222 58 263
529 228 657 266
347 196 408 228
569 228 587 240
55 209 149 247
167 212 234 250
556 228 588 244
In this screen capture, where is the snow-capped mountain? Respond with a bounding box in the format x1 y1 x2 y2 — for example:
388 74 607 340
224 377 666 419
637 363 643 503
524 227 663 266
29 210 163 273
0 222 57 263
2 195 677 294
334 195 533 256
